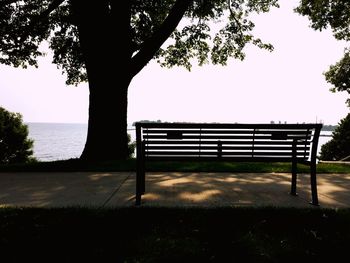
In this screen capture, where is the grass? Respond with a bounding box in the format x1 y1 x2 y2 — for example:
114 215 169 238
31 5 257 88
0 207 349 262
0 158 350 173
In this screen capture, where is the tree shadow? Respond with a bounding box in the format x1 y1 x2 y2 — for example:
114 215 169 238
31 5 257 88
0 171 349 208
0 172 133 207
139 172 350 208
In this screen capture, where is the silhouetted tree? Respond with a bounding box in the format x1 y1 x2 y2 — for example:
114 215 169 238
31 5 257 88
0 0 278 161
320 112 350 161
0 106 34 164
296 1 350 106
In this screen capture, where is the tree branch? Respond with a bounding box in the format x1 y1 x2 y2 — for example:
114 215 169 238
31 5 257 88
130 0 193 77
39 0 66 20
228 0 243 36
19 0 66 42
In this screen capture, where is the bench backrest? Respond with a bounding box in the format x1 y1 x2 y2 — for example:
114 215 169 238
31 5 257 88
136 123 323 162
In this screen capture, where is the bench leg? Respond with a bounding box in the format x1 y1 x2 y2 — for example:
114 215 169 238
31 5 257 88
290 160 298 196
136 171 145 205
135 193 142 206
136 170 142 206
141 162 145 195
310 163 319 206
136 151 145 205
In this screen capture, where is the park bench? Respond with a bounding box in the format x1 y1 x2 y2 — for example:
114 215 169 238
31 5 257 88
135 122 323 206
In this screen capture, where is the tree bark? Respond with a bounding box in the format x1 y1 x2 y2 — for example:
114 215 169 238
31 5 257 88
71 0 132 161
81 77 131 161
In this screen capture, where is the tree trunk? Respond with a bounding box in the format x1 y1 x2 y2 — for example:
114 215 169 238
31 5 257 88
70 0 188 161
71 0 132 161
81 77 131 161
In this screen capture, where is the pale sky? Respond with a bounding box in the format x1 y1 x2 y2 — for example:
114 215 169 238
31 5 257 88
0 0 349 125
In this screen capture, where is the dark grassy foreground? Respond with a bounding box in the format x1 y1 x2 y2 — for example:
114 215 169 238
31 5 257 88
1 158 350 173
1 207 349 262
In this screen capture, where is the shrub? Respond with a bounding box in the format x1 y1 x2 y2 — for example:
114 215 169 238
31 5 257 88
320 113 350 161
127 133 136 158
0 107 35 164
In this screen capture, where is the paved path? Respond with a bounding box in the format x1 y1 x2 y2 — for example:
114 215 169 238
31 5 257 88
0 172 349 208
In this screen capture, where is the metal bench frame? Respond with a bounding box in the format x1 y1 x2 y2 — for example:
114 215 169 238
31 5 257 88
135 122 323 206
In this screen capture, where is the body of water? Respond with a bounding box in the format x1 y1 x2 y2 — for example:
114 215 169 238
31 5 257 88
27 122 332 162
27 123 136 161
27 123 88 161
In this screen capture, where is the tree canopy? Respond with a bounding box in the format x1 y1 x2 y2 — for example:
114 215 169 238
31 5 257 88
0 106 34 164
296 0 350 106
0 0 278 85
320 112 350 161
0 0 280 161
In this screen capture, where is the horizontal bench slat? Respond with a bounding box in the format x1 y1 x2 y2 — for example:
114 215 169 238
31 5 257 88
145 146 310 151
144 156 309 162
145 151 309 156
143 134 311 140
138 122 322 130
143 129 312 135
144 140 310 145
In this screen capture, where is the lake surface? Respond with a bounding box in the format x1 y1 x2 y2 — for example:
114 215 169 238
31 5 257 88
27 123 332 162
27 123 88 161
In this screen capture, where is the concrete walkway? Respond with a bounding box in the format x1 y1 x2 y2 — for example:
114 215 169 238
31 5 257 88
0 172 349 208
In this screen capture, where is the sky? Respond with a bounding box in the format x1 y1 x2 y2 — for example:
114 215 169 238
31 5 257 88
0 0 349 125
